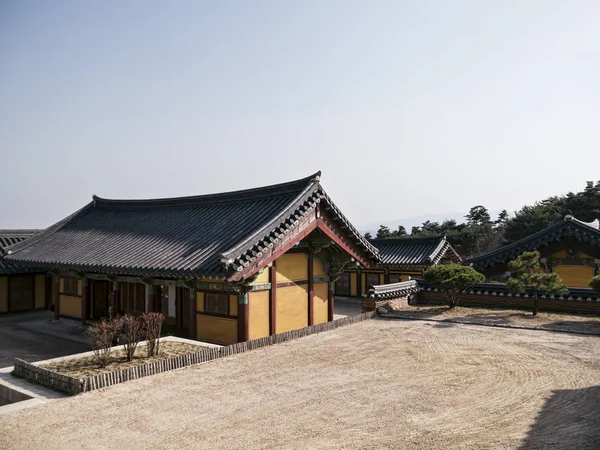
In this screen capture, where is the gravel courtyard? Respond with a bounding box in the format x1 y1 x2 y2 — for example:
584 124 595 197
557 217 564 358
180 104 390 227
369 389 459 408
1 319 599 449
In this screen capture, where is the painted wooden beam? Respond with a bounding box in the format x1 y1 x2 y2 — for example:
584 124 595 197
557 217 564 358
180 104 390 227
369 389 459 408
269 261 277 335
81 279 89 325
308 252 314 326
188 287 196 340
53 274 60 321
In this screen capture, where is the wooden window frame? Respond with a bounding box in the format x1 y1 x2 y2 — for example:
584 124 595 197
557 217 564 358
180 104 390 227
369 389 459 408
202 292 231 318
366 273 380 287
388 274 401 284
62 278 79 296
335 272 351 296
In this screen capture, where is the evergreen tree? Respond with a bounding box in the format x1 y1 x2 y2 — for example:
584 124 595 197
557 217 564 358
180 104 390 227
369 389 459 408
506 251 569 316
376 225 392 238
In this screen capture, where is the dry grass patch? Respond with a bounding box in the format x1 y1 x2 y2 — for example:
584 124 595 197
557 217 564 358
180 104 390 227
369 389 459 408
40 341 206 378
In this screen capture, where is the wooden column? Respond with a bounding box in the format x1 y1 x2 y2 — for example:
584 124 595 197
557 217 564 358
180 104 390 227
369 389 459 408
308 252 314 326
112 281 120 318
357 269 362 297
189 287 196 340
327 281 334 322
384 269 390 285
81 278 89 325
53 274 60 321
238 291 249 342
45 275 52 310
269 262 277 335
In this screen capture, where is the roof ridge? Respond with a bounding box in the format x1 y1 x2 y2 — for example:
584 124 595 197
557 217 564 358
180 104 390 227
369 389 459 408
370 235 444 243
93 172 322 209
0 229 43 235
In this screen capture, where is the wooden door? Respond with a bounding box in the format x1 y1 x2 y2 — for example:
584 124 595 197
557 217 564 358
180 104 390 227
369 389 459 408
93 281 109 319
175 287 189 330
335 273 351 296
8 275 34 311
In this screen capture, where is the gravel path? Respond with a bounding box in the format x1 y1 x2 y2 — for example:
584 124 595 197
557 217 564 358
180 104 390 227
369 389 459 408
1 319 599 449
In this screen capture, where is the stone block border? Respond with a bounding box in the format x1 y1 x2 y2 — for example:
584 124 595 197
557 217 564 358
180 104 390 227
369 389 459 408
14 310 376 395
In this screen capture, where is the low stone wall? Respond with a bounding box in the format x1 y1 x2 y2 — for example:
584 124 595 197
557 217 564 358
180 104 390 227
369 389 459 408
14 311 377 395
416 290 600 314
13 360 81 395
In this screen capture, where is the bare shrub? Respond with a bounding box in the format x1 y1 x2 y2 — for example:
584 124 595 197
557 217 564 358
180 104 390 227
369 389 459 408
142 312 165 357
120 314 143 361
87 318 120 368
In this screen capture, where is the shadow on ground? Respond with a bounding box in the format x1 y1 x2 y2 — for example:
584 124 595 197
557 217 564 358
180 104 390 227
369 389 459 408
520 386 600 449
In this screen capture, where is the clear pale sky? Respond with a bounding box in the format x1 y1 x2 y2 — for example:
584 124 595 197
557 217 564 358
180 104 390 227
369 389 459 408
1 1 599 230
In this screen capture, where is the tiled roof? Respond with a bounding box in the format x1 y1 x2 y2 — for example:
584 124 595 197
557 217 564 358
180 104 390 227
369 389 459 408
364 280 420 300
0 230 42 275
418 280 600 302
369 236 461 268
6 172 378 279
468 215 600 270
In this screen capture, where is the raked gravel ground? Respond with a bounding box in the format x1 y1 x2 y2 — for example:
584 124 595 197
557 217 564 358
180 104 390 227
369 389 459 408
1 318 599 449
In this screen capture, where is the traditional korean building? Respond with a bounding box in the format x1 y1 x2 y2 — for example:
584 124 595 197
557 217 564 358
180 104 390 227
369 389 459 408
468 215 600 288
0 229 47 313
335 235 461 297
5 172 379 344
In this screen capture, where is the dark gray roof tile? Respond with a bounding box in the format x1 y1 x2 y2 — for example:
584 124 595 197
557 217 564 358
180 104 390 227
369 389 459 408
7 172 378 278
370 236 461 267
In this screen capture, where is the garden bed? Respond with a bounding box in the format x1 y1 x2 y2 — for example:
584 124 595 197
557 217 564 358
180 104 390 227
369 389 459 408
40 341 206 378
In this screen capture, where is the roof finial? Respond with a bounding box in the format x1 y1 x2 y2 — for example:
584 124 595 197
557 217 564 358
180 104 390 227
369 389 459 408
565 210 574 221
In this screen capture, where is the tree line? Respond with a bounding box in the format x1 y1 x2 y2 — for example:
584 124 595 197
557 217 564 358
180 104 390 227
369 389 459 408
366 181 600 259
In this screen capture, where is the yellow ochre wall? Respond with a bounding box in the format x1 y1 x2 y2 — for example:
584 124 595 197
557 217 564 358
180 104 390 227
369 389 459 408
230 294 238 317
60 296 82 318
253 268 270 284
276 285 308 333
350 273 357 297
59 279 82 318
314 259 326 276
196 315 237 345
35 275 45 309
313 283 328 325
277 253 307 282
248 291 270 339
0 277 7 313
196 291 204 312
554 265 595 288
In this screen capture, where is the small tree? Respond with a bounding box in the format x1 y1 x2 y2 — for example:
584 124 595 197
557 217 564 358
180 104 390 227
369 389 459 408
87 318 120 368
120 314 143 361
142 312 165 357
506 251 569 316
590 275 600 293
423 264 485 308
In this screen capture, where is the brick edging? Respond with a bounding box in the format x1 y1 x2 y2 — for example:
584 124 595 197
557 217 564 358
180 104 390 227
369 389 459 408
379 313 600 337
13 311 376 395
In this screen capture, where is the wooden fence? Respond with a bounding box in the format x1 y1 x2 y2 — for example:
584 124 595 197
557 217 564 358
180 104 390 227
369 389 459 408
14 310 376 395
